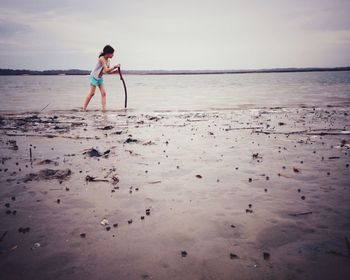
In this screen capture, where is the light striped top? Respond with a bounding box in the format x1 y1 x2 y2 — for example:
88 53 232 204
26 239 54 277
90 58 110 80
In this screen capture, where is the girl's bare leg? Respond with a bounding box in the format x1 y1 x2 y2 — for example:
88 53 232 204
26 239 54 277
98 84 107 112
83 86 96 111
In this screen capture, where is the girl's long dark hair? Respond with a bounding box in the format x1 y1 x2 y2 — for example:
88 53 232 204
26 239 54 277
99 45 115 57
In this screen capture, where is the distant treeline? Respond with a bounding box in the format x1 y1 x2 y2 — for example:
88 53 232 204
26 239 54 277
0 67 349 76
0 69 89 75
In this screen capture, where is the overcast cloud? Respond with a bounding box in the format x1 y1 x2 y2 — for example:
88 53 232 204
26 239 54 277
0 0 349 70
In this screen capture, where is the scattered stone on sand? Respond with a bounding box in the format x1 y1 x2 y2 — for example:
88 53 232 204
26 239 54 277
80 233 86 238
230 253 239 259
181 251 188 257
124 138 138 144
83 148 110 157
263 252 270 260
24 168 71 182
293 167 300 173
196 174 202 179
128 219 133 224
100 218 109 226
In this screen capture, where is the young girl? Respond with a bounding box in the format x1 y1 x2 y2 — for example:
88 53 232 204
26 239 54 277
83 45 120 112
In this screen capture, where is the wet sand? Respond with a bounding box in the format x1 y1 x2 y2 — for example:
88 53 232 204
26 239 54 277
0 106 350 280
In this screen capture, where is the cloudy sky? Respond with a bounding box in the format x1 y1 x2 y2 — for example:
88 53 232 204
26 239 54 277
0 0 349 70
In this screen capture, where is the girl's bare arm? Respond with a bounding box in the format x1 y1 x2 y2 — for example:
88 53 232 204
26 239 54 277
100 57 118 74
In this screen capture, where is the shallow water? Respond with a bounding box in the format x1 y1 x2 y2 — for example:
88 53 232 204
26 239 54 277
0 71 349 112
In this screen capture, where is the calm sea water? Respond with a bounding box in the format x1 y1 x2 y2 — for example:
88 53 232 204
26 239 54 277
0 71 349 112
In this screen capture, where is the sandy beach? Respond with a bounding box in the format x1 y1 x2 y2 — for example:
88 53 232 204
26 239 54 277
0 106 349 279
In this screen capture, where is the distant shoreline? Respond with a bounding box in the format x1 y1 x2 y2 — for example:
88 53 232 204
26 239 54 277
0 67 349 76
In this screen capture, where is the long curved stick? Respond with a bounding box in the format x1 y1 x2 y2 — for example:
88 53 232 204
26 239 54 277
117 67 128 108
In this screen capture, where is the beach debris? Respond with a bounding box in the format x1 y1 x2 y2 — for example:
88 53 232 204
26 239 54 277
113 223 118 228
18 227 30 234
7 140 18 150
248 178 252 182
246 209 253 214
24 168 71 182
146 209 151 216
128 219 133 224
278 173 291 178
288 212 312 217
301 196 306 200
112 176 119 184
148 116 160 121
196 174 202 179
80 233 86 238
56 199 61 204
252 153 262 159
37 159 59 166
230 253 239 259
124 138 138 144
181 250 188 257
293 167 300 173
142 141 155 145
83 148 110 157
148 181 161 184
85 175 108 182
31 242 41 250
100 218 109 226
0 231 8 242
141 216 145 220
99 125 114 130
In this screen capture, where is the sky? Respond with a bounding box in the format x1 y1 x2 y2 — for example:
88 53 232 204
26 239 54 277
0 0 350 70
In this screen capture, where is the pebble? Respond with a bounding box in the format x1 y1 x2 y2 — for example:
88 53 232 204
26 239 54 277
181 250 188 257
263 252 270 260
230 253 239 259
